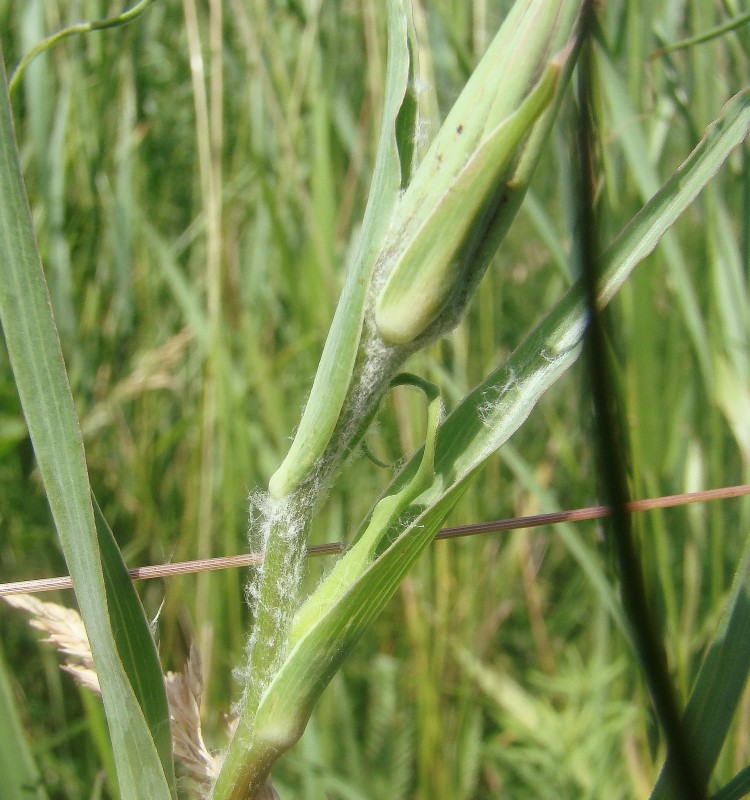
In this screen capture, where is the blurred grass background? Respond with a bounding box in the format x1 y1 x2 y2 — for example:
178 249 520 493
0 1 748 798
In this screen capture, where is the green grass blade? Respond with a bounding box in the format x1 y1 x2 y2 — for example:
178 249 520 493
0 641 49 800
0 50 174 800
651 11 750 58
710 766 750 800
650 531 750 799
269 0 413 499
93 497 175 793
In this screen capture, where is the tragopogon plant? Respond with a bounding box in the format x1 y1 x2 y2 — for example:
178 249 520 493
2 1 749 798
211 0 585 796
212 0 579 796
208 1 750 797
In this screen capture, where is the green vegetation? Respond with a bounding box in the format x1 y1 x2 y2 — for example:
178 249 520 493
1 1 748 798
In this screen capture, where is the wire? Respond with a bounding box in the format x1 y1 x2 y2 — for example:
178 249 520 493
1 483 747 597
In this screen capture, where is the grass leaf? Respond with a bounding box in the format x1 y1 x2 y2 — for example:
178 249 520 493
651 530 750 798
269 0 413 498
0 47 175 800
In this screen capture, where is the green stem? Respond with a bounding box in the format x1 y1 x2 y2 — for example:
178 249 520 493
9 0 156 96
212 499 309 799
211 740 279 800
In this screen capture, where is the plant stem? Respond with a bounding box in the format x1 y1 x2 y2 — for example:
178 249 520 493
212 498 309 799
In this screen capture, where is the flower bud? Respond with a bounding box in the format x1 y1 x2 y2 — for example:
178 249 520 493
375 0 581 345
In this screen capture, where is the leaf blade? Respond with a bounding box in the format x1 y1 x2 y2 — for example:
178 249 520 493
0 48 174 800
268 0 414 498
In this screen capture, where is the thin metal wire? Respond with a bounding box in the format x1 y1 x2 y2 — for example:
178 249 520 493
1 483 747 598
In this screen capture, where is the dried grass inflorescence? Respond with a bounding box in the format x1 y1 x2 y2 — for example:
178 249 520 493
3 595 228 791
4 593 100 693
165 644 221 787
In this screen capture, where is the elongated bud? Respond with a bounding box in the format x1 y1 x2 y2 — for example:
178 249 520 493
375 0 581 345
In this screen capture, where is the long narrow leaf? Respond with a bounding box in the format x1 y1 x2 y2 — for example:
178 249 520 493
268 0 413 498
94 497 175 791
0 49 174 800
650 529 750 799
710 766 750 800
